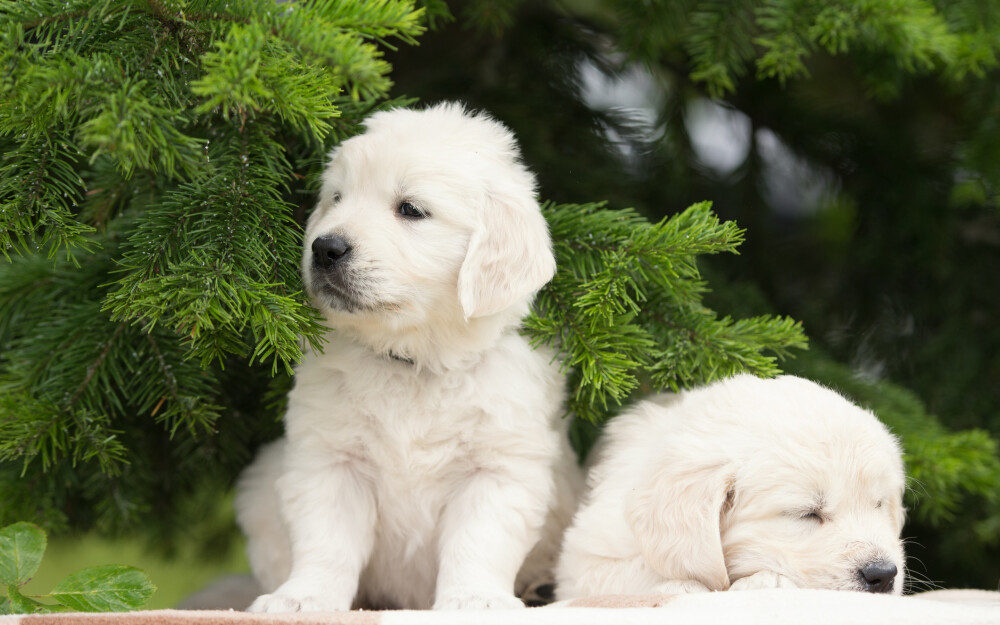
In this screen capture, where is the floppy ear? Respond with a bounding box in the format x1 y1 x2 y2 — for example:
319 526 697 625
625 459 736 591
457 191 556 319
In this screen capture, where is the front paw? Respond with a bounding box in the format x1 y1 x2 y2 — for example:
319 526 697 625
730 571 798 591
651 580 712 594
434 588 525 610
247 593 348 613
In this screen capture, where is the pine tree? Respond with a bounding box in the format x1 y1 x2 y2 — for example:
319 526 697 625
0 0 806 544
0 0 431 538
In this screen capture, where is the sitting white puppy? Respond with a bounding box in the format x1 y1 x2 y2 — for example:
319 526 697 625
236 103 580 612
556 374 906 599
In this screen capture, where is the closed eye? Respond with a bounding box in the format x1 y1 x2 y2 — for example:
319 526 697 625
800 511 824 523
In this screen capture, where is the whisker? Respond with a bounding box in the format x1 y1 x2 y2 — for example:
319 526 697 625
903 573 944 594
901 552 942 595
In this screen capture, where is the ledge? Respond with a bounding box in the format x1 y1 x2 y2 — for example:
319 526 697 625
2 589 998 625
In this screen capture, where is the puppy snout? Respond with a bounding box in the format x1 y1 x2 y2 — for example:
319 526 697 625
859 560 897 593
312 235 352 270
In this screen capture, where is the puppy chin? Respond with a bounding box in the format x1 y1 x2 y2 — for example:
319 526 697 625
310 281 365 314
305 261 381 314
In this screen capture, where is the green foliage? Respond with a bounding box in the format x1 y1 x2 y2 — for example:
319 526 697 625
0 0 423 540
530 201 806 421
460 0 522 35
99 125 325 374
0 134 97 261
0 522 155 614
0 0 791 543
0 522 46 589
0 0 425 256
0 0 806 546
604 0 996 99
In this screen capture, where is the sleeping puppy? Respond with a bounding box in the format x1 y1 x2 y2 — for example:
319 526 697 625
236 103 580 612
556 374 906 599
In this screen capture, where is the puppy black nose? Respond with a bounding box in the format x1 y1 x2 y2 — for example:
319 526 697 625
860 561 897 593
312 235 352 269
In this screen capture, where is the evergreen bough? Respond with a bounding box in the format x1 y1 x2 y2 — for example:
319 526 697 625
531 201 804 424
0 0 806 540
0 0 430 537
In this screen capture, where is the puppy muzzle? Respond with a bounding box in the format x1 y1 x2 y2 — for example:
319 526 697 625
308 234 362 311
857 559 898 594
312 234 353 270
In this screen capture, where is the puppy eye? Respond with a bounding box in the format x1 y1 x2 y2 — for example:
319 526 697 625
332 193 342 203
875 500 883 509
398 201 426 219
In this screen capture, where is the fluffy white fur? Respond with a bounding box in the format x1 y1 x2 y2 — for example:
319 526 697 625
236 103 581 612
556 374 906 599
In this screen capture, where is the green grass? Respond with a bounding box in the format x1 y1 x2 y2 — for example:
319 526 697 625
19 534 250 610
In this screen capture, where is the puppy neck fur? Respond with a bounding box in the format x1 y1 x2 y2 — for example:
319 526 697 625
323 299 530 375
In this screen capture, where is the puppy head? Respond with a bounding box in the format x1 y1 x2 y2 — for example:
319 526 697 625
303 103 555 339
626 375 906 594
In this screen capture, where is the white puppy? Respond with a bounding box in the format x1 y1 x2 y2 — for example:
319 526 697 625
236 103 580 612
556 374 906 599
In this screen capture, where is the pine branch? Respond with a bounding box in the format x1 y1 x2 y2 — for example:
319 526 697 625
685 0 758 97
460 0 523 36
754 0 960 91
0 0 432 537
78 77 205 179
530 201 808 422
102 122 325 373
0 135 95 261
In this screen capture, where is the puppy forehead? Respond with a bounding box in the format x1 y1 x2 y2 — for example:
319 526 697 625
363 104 519 155
736 433 905 516
329 105 518 176
707 376 906 501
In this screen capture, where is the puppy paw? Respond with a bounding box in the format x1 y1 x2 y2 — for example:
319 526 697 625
434 589 525 610
650 580 712 594
520 578 556 607
730 571 798 591
247 593 348 613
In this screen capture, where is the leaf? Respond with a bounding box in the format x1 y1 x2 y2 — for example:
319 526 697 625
5 586 48 614
48 565 155 612
0 523 47 586
1 596 10 614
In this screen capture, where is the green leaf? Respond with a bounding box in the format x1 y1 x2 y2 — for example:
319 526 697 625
0 522 46 586
6 586 48 614
1 596 10 614
48 565 155 612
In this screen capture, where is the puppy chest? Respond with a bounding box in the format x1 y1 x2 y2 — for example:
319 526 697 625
362 411 495 485
289 365 556 496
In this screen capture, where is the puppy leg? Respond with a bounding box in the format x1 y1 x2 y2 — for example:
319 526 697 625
516 441 583 604
730 570 798 590
651 580 712 594
557 549 709 599
235 440 292 595
248 453 376 613
434 471 549 610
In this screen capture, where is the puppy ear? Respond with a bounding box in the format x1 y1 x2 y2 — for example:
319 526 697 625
625 459 736 591
458 191 556 319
